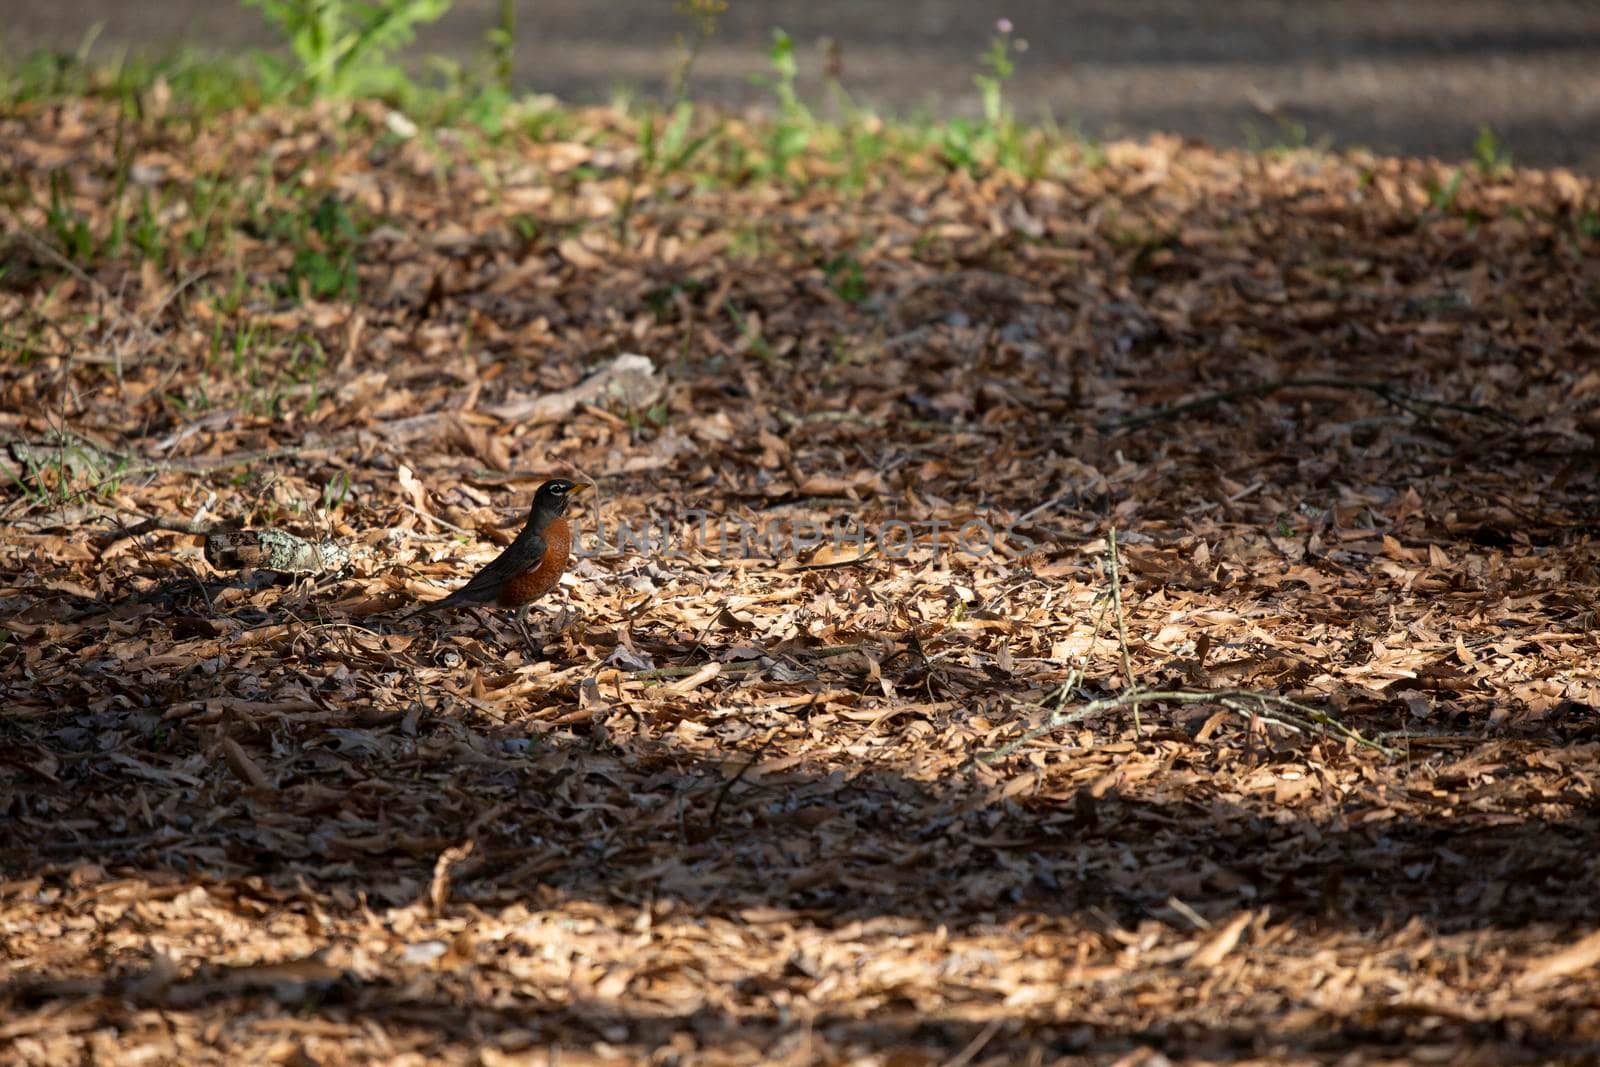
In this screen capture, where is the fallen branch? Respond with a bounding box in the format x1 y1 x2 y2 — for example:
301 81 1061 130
976 686 1398 764
100 512 215 539
8 410 472 500
7 432 335 492
1099 377 1519 433
624 641 873 682
777 409 1006 437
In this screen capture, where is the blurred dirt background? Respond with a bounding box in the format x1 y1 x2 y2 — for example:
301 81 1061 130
6 0 1600 171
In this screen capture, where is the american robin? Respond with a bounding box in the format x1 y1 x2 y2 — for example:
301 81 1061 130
405 478 589 640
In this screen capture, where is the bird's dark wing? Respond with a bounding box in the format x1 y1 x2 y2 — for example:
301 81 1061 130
415 522 547 611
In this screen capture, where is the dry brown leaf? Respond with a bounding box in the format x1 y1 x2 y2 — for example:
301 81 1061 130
1188 910 1256 969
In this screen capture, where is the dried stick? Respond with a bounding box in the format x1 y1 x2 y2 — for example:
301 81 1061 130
625 641 873 682
976 687 1398 764
1099 377 1518 433
777 408 1005 437
11 410 462 500
1106 527 1140 737
707 730 781 835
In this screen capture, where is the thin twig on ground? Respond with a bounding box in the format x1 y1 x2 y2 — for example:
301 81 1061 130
1099 377 1519 433
626 641 872 682
1106 527 1140 738
707 729 782 836
9 411 466 503
976 687 1397 764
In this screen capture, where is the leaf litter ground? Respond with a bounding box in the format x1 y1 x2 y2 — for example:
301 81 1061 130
2 99 1600 1065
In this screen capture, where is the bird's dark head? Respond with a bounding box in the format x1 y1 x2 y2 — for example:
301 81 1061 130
527 478 590 523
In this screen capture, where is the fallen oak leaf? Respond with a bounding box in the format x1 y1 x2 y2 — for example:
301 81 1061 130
1188 909 1256 969
428 840 476 916
397 463 431 514
791 540 879 569
218 735 274 791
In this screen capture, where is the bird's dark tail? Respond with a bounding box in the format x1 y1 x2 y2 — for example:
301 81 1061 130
400 597 451 621
401 585 487 621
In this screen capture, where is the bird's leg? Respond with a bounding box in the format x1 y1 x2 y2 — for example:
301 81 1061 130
514 603 540 656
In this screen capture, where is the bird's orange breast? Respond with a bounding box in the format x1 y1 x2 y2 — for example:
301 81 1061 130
498 516 573 607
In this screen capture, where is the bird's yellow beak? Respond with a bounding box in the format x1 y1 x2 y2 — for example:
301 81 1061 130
568 482 592 496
